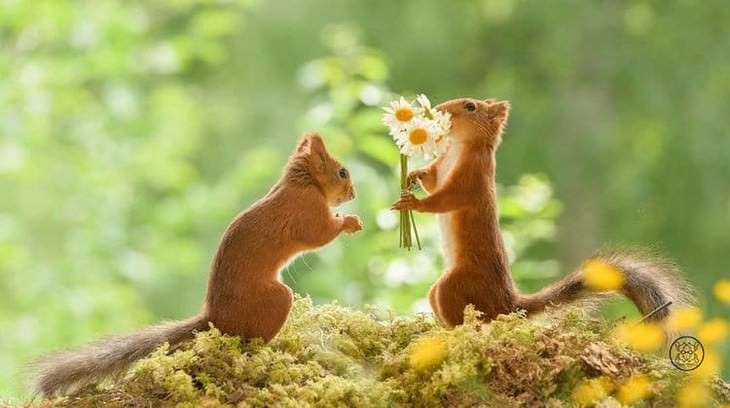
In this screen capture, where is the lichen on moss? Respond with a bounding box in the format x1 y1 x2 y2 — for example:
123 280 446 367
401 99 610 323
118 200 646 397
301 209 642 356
41 297 728 407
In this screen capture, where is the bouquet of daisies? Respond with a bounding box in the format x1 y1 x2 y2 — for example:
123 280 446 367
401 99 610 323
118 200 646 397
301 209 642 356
383 94 451 250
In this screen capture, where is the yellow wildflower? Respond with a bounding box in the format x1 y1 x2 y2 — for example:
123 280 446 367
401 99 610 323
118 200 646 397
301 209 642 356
667 307 702 332
572 376 612 407
696 318 728 344
409 334 448 371
613 320 665 352
582 259 625 291
676 381 710 408
690 350 720 380
617 374 652 405
714 279 730 304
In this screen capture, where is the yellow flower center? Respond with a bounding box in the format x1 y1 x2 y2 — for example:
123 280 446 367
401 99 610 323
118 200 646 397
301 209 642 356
395 107 414 122
409 128 428 145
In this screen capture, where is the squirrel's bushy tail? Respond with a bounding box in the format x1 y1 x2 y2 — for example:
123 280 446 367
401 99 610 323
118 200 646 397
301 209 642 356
515 248 694 328
29 314 209 397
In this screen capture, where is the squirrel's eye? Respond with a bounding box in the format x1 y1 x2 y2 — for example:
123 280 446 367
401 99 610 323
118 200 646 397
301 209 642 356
338 168 349 179
464 101 477 112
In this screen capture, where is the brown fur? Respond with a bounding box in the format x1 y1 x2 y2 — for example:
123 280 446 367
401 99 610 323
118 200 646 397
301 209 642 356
29 133 362 396
392 98 693 329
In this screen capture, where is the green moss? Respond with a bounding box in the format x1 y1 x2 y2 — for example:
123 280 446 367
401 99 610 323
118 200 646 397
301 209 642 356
40 298 728 407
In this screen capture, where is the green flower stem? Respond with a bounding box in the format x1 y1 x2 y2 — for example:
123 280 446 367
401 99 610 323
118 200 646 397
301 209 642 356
399 154 420 250
424 107 433 120
409 209 421 250
399 154 409 248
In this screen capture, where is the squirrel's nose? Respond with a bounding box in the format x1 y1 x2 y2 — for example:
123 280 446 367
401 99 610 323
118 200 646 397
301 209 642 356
434 102 452 115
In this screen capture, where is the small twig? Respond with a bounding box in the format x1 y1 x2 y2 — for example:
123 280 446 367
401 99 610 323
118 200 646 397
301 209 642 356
637 301 673 324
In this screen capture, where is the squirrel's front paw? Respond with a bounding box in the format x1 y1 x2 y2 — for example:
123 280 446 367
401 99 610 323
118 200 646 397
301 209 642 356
342 215 363 234
391 192 421 211
407 169 429 189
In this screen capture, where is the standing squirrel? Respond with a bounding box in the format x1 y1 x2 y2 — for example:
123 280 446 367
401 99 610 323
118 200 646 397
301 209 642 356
31 133 363 396
392 98 693 329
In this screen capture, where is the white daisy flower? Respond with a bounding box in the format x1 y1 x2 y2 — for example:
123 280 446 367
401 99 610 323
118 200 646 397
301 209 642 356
416 93 432 112
383 93 452 251
383 97 419 132
393 117 444 159
431 108 452 142
416 93 451 142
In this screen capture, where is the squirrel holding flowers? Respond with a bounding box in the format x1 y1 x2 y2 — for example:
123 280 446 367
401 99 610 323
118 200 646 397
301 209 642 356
392 97 693 330
31 133 362 396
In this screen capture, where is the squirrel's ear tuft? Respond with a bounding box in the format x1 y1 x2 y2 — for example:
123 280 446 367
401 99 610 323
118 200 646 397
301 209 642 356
490 100 511 122
296 136 312 154
307 133 328 156
296 133 329 164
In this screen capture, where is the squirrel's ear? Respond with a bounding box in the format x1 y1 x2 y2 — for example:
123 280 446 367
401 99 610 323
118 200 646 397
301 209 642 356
490 100 511 122
296 136 312 154
483 98 497 104
307 133 328 156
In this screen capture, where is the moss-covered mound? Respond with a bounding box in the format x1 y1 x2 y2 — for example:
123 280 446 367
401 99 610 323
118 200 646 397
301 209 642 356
41 298 727 407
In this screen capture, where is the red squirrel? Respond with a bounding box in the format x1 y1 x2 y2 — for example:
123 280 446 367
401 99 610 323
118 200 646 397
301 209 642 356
392 98 693 329
31 133 362 396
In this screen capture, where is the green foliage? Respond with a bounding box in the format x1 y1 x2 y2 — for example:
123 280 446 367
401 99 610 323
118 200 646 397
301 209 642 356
42 299 728 407
0 0 262 399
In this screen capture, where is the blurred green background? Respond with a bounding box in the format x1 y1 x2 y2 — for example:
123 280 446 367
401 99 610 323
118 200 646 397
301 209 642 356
1 0 728 400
